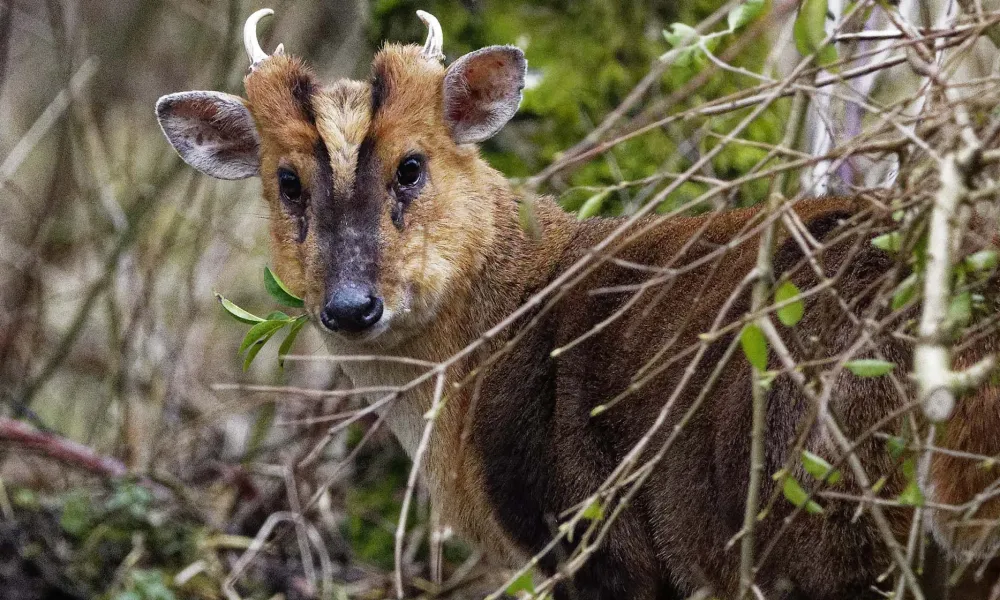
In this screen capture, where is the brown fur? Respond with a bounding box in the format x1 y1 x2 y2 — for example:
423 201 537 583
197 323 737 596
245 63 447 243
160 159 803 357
173 42 1000 599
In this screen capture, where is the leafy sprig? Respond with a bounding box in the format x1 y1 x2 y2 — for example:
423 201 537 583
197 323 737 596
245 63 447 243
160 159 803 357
215 267 308 371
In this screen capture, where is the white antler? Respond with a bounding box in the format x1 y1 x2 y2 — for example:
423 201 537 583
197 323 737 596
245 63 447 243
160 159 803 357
244 8 279 69
416 10 444 61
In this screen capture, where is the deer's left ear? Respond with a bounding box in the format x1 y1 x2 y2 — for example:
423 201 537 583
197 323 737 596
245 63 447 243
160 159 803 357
443 46 526 145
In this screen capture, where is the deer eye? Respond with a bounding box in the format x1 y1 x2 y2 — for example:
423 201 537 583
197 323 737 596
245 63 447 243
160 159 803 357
278 168 302 202
395 156 423 187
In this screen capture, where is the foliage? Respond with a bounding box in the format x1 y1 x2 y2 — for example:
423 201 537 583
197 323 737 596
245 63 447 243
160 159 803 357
371 0 784 214
217 267 308 371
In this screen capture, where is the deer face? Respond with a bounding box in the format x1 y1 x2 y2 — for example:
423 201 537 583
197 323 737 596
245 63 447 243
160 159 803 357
156 10 525 347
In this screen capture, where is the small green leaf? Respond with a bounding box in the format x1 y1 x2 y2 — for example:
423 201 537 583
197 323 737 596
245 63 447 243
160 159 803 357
243 328 281 371
871 475 888 495
60 492 94 537
897 479 925 507
740 323 768 371
774 281 805 327
886 436 906 460
239 320 288 355
265 311 291 322
578 190 611 220
948 291 972 328
801 450 842 485
581 498 604 521
216 293 264 324
264 266 304 308
728 0 767 31
871 232 902 253
673 46 702 68
845 359 895 378
782 476 824 514
965 250 998 273
278 316 309 367
506 571 535 596
793 0 839 69
663 23 699 48
891 273 918 311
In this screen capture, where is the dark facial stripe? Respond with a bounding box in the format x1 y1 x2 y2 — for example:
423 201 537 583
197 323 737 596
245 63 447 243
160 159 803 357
314 134 383 297
371 68 389 116
290 73 317 124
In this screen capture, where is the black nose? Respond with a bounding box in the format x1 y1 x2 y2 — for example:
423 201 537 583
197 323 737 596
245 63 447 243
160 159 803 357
320 284 384 333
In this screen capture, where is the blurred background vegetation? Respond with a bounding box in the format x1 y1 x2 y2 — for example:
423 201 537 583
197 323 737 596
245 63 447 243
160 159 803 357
0 0 783 598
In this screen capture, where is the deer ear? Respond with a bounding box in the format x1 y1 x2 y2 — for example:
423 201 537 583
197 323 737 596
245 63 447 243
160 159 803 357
155 91 260 180
443 46 526 145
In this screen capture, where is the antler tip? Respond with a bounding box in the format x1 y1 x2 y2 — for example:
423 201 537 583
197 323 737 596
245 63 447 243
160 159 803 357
244 8 277 68
416 10 444 61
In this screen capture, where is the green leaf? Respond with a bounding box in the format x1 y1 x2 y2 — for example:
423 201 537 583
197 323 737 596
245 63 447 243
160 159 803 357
243 328 281 371
782 476 824 514
801 450 842 485
239 320 288 355
60 492 94 537
581 498 605 521
740 323 768 371
577 190 611 220
897 479 925 507
948 291 972 328
728 0 767 31
215 293 264 324
673 46 702 68
871 232 902 253
965 249 998 273
506 571 535 596
886 436 907 460
663 23 699 48
793 0 839 69
278 316 309 367
891 273 918 311
774 281 804 327
264 266 304 308
845 359 895 378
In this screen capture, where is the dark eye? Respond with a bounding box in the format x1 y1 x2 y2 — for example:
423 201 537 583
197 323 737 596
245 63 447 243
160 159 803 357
278 168 302 201
395 156 423 187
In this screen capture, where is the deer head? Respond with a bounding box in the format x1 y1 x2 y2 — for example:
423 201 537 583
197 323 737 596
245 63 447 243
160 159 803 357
156 9 526 347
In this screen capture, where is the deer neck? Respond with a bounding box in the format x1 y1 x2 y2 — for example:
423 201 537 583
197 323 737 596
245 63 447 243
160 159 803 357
330 183 578 455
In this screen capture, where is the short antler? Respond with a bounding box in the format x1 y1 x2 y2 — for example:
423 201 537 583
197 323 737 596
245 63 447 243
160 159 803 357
416 10 444 61
244 8 284 70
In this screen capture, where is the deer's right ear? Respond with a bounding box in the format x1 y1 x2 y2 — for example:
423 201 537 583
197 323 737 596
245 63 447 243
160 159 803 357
155 91 260 180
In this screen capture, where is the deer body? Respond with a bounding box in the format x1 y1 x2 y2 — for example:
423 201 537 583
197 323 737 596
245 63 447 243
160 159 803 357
157 11 1000 599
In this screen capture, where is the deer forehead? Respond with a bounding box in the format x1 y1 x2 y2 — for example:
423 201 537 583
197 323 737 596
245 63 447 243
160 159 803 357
312 82 372 188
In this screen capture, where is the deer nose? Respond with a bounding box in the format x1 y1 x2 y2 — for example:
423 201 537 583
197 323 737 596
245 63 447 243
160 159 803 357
320 284 384 333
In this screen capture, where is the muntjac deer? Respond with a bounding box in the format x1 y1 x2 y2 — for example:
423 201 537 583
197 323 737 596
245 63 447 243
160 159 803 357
156 10 1000 600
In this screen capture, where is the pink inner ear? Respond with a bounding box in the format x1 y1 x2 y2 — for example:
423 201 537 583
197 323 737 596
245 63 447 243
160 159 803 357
443 46 525 144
